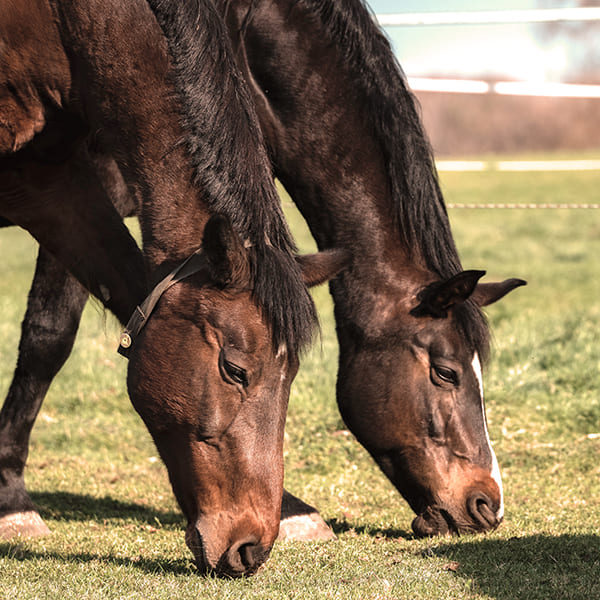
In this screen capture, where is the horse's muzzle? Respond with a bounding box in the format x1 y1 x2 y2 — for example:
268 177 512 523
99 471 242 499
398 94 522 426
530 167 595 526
411 493 502 537
186 523 271 578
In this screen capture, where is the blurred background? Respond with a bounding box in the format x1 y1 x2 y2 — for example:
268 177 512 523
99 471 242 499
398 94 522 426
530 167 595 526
367 1 600 156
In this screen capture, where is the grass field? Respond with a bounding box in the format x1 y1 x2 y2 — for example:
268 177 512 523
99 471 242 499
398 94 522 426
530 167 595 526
0 162 599 599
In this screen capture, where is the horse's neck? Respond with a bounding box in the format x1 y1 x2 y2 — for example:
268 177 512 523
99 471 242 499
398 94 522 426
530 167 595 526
58 0 287 283
53 0 212 276
228 0 430 319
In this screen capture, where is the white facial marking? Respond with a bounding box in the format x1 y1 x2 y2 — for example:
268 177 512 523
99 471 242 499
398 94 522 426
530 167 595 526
472 353 504 520
276 343 288 381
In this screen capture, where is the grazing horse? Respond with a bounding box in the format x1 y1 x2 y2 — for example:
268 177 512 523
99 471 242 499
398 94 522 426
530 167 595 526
0 0 346 577
219 0 526 536
2 0 524 542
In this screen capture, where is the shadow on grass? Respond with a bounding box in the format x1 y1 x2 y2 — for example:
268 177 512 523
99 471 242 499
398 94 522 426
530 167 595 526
30 490 183 526
0 543 196 577
431 534 600 600
328 516 413 540
1 492 193 576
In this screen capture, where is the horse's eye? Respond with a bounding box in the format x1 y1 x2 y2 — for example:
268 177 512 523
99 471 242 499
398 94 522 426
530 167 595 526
225 361 248 386
220 352 248 387
432 365 459 386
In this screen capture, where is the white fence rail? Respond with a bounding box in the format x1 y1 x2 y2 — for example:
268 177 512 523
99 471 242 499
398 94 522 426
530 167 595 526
407 77 600 98
376 7 600 27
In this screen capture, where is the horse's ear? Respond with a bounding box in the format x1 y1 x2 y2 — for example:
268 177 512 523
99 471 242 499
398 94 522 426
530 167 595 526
412 270 486 318
472 278 527 307
296 248 351 288
202 214 249 287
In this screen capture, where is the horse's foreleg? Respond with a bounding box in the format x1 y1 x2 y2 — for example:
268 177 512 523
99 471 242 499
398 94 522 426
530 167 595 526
0 247 88 538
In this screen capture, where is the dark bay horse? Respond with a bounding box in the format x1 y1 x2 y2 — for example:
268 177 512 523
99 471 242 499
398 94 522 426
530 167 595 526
2 0 524 543
0 0 345 576
219 0 526 536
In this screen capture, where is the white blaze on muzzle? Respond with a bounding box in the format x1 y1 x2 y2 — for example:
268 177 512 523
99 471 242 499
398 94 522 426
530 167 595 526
472 353 504 520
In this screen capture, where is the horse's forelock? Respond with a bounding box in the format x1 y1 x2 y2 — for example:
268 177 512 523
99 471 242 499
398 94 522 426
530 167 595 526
250 244 317 355
455 300 491 367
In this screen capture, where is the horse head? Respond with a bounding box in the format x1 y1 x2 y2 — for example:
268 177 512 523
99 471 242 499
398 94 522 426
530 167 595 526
335 269 525 536
127 215 348 576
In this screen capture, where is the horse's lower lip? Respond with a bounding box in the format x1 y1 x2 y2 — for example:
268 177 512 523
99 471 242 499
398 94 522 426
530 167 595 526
412 499 503 537
411 505 459 537
185 526 211 573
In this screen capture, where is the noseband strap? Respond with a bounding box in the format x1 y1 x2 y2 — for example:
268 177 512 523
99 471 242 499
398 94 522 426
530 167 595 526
117 249 205 358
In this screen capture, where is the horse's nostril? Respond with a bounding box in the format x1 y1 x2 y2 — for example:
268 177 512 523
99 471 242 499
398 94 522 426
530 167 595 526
467 493 500 530
217 537 269 578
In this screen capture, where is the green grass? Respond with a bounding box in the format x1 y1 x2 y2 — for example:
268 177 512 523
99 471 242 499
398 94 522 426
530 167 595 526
1 163 599 598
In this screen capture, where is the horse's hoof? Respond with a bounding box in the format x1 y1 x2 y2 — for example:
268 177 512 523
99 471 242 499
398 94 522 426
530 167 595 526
278 511 337 541
278 491 336 541
0 511 51 539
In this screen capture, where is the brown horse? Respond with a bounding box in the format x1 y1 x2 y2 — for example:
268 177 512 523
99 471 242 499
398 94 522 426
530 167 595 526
0 0 345 577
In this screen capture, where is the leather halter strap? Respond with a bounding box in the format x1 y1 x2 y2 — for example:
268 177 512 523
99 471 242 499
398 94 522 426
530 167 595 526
117 249 206 358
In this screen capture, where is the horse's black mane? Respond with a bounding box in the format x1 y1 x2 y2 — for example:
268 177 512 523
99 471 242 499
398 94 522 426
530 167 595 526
249 0 490 361
145 0 317 353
